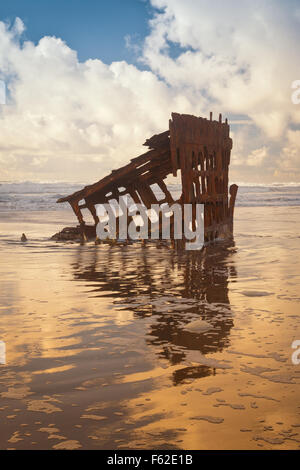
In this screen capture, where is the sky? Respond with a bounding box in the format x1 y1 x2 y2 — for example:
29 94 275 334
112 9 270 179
0 0 299 183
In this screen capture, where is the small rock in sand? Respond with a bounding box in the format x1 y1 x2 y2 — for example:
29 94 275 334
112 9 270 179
183 319 213 333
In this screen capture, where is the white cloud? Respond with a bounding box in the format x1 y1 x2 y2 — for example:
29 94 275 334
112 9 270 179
144 0 300 182
0 18 194 181
144 1 299 134
246 147 268 167
277 130 300 177
0 2 300 183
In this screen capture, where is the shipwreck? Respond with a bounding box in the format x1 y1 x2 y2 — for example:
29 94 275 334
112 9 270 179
56 112 238 247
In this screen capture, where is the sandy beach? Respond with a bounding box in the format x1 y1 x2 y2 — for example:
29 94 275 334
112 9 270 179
0 205 299 450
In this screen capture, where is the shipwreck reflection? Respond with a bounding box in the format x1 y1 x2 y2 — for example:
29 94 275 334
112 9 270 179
72 242 237 385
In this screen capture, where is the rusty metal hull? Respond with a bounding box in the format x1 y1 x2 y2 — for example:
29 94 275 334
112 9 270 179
57 113 238 246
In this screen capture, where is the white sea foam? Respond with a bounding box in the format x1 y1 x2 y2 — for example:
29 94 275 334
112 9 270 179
0 181 300 211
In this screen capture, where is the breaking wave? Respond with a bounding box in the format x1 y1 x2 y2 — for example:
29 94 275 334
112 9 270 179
0 181 300 211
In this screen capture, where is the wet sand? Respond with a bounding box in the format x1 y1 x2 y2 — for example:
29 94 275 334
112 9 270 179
0 206 299 449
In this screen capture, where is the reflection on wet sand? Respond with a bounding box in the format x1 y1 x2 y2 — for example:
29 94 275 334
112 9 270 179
72 243 236 385
0 206 300 449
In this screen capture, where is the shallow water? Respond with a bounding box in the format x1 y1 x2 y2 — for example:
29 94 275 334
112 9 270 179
0 207 299 449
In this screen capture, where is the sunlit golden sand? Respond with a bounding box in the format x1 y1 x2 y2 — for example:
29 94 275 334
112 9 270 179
0 206 299 449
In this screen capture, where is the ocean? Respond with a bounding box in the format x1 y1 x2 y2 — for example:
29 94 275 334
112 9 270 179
1 181 300 212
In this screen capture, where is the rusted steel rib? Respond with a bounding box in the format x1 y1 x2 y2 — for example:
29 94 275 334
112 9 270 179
57 112 238 245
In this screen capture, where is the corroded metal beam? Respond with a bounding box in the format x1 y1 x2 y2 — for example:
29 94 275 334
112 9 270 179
57 112 238 245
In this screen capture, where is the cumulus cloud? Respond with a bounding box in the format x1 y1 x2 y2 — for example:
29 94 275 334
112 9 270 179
143 0 300 181
0 18 192 181
0 1 300 183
